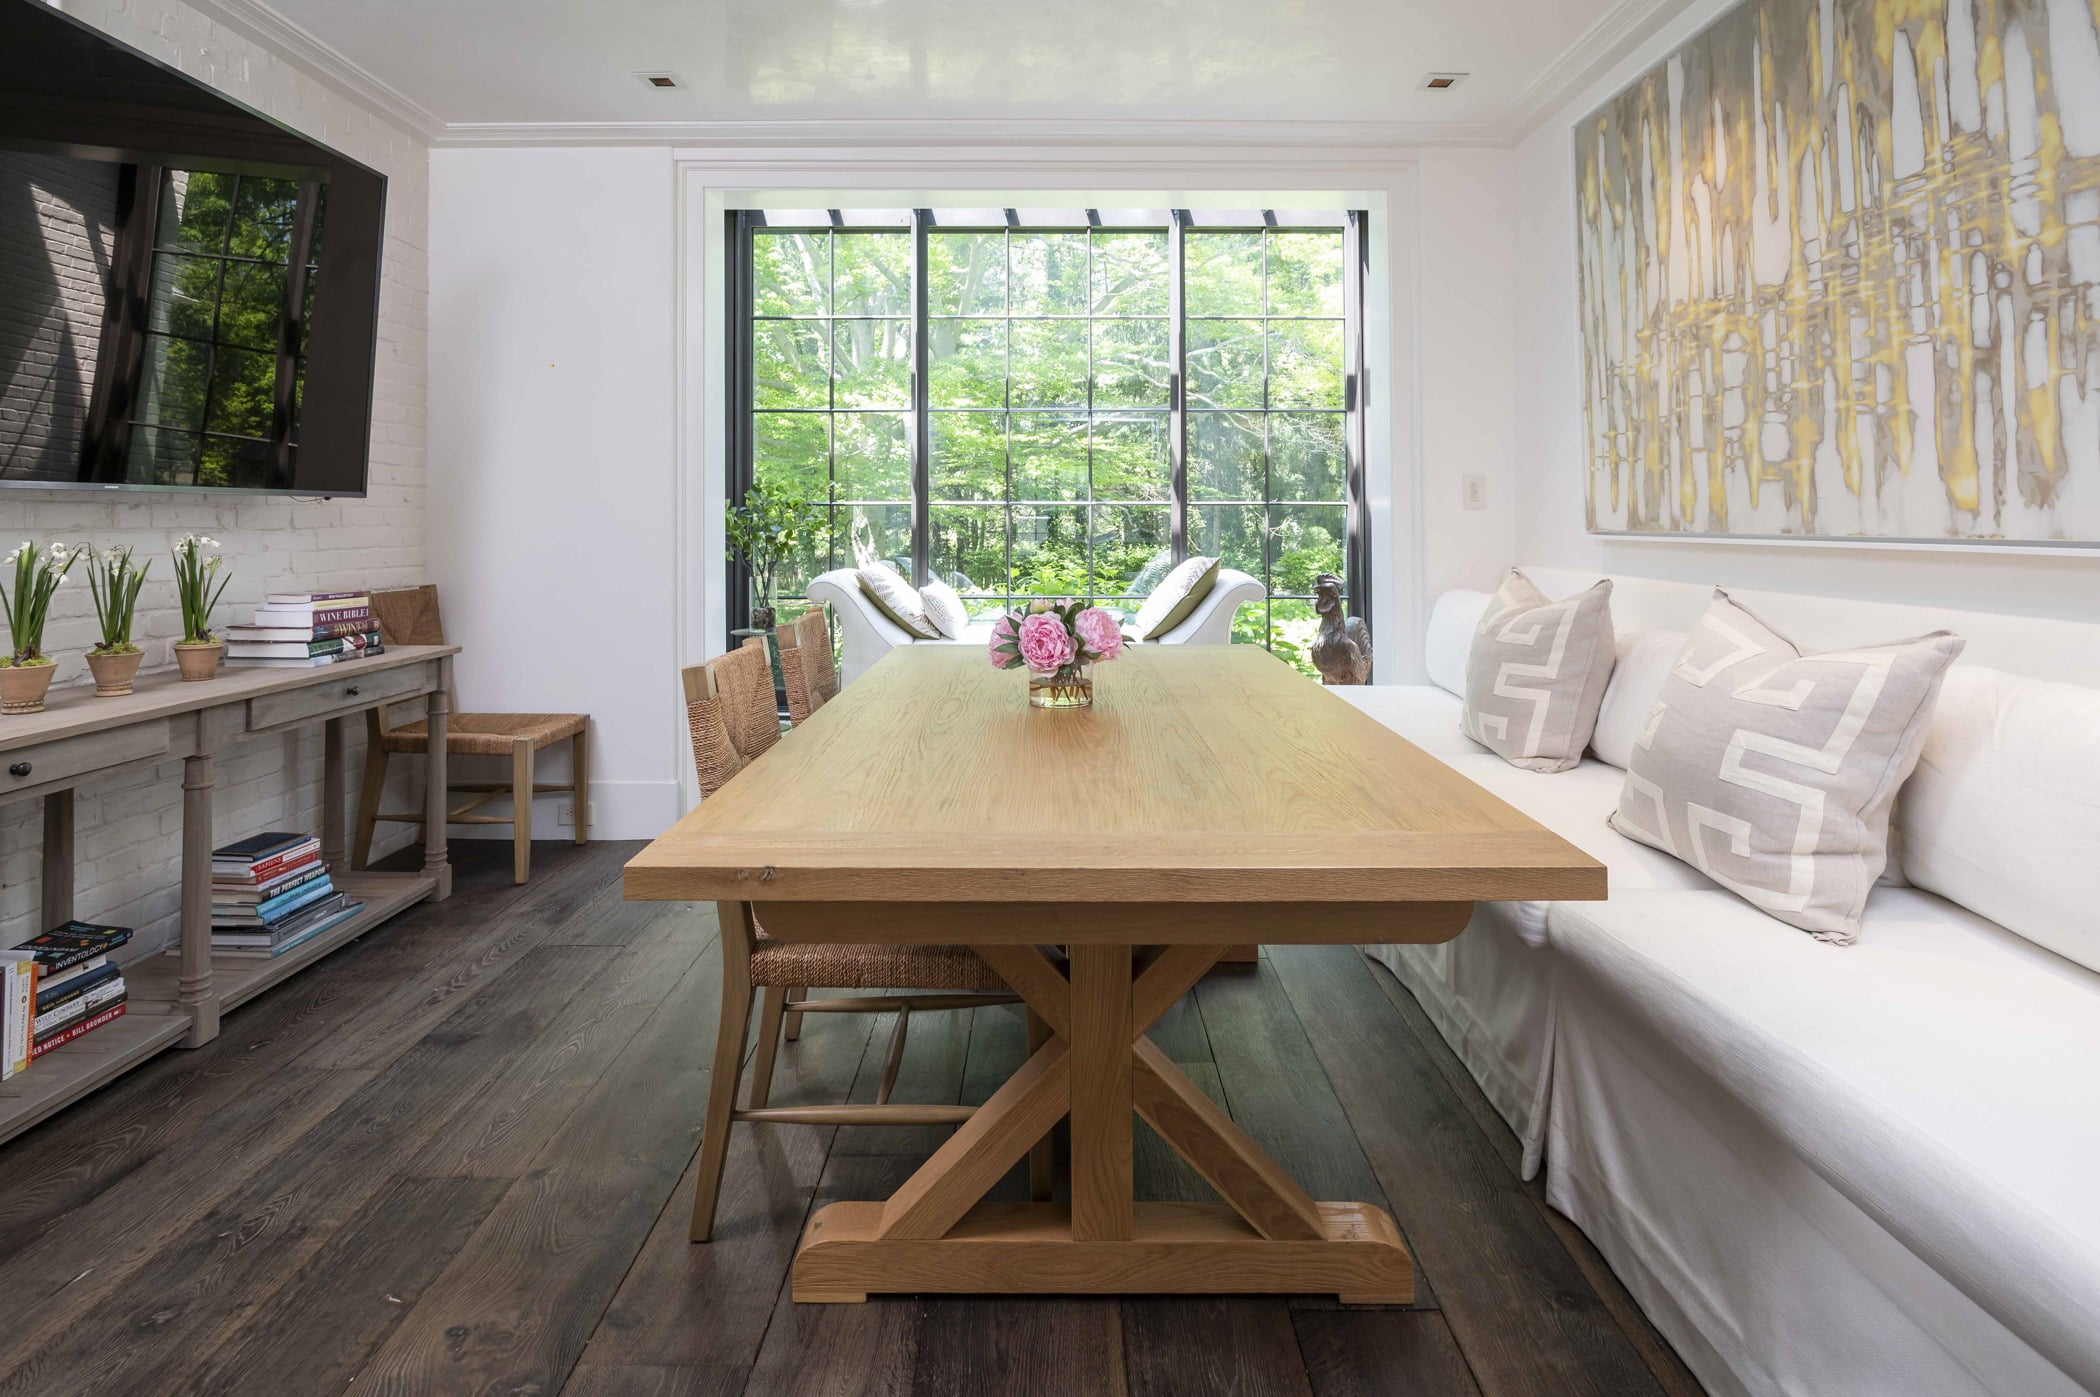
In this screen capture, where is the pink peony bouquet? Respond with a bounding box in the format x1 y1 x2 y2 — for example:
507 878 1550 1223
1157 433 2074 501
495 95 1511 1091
988 599 1127 678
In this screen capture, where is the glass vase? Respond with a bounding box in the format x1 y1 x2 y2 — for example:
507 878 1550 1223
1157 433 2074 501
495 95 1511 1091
1028 661 1093 709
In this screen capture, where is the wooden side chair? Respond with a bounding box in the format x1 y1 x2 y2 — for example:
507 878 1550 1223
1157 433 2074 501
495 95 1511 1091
777 605 840 726
683 638 1032 1242
353 585 590 885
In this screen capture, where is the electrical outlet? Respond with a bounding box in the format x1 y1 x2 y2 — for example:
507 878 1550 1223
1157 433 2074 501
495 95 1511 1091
1462 474 1488 510
557 801 599 829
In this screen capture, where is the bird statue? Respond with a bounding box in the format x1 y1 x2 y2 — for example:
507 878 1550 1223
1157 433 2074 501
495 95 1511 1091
1309 573 1372 685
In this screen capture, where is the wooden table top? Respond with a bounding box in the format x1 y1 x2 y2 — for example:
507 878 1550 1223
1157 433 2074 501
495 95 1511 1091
625 645 1605 906
0 644 459 751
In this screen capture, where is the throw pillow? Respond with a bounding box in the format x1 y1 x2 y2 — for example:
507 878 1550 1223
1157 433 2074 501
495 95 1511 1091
856 563 940 639
1133 557 1220 641
1608 589 1964 943
1462 569 1616 772
1589 628 1688 769
918 579 969 640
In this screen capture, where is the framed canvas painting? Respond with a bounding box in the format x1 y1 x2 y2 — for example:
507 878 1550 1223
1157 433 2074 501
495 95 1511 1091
1577 0 2100 548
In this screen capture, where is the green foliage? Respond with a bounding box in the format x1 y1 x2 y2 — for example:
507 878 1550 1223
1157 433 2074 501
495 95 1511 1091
137 171 312 485
727 478 827 606
0 542 80 664
171 535 232 644
750 222 1350 658
85 545 150 652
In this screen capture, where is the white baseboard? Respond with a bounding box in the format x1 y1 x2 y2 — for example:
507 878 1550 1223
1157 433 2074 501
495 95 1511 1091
443 779 682 844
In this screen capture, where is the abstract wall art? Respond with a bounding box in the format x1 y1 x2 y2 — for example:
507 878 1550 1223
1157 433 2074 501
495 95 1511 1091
1577 0 2100 546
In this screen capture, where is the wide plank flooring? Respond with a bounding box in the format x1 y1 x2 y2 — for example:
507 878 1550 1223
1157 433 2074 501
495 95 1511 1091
0 840 1701 1396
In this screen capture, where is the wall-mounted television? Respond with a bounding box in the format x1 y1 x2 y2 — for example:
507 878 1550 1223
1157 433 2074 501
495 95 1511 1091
0 0 384 496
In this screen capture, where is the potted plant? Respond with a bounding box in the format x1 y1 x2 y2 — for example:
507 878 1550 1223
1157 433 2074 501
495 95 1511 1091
171 535 232 681
987 598 1128 709
726 479 824 630
0 541 80 713
83 545 150 696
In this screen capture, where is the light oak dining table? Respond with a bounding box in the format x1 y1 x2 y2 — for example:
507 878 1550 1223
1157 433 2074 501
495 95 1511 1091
624 643 1605 1304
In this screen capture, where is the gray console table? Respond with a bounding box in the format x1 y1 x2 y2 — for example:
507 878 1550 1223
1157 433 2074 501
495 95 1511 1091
0 644 458 1144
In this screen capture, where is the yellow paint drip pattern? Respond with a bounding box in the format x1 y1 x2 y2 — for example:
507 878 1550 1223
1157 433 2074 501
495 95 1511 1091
1578 0 2100 543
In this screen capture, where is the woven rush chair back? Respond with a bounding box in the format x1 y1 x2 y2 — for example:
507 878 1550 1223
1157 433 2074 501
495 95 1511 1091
777 606 839 727
371 585 447 647
681 638 782 798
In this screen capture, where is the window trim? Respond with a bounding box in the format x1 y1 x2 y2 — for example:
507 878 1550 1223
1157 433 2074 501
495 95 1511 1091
729 208 1370 655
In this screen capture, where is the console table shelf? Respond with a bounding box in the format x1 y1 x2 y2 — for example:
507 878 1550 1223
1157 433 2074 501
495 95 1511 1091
0 646 458 1147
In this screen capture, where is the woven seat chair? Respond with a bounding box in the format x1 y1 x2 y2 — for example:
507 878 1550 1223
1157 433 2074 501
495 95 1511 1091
683 638 1033 1243
776 605 840 726
353 585 589 884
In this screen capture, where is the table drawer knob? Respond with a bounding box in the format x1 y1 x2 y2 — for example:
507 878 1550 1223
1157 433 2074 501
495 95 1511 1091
8 762 29 777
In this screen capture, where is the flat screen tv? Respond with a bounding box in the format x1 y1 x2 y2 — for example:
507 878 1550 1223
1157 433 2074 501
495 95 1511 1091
0 0 384 495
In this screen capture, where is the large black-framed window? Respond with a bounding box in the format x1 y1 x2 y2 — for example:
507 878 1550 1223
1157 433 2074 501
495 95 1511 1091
729 208 1370 676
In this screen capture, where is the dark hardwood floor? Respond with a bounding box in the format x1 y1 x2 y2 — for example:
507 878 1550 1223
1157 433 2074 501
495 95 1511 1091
0 840 1702 1396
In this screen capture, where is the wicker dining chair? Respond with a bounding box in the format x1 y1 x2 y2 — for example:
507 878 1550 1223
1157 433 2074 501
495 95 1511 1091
776 605 840 726
683 638 1032 1242
353 585 589 885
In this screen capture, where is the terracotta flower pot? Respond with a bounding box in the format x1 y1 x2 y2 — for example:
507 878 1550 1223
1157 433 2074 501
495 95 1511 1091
0 662 57 714
174 640 224 683
86 648 144 697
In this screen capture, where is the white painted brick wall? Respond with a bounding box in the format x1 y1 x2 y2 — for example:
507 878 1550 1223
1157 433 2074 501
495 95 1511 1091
1 0 432 958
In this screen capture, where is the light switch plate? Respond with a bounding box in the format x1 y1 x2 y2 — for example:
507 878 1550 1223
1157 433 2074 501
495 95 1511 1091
1462 474 1488 510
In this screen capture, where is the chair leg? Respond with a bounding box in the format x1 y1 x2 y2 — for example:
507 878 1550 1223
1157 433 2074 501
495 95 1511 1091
352 744 388 871
1026 1007 1054 1201
748 985 787 1109
783 987 805 1041
570 727 589 845
692 941 755 1243
511 738 533 884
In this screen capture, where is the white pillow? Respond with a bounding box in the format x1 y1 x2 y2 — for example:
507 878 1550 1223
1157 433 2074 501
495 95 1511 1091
855 563 939 639
918 579 969 640
1899 665 2100 973
1132 557 1219 641
1590 629 1687 769
1424 589 1492 696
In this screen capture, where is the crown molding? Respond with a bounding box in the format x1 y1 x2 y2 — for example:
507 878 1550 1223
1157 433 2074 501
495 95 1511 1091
177 0 1693 154
182 0 444 141
1491 0 1702 141
430 117 1507 152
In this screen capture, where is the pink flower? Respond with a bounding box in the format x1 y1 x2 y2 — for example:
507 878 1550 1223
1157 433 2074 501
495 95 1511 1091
987 613 1019 669
1017 611 1078 673
1074 606 1124 661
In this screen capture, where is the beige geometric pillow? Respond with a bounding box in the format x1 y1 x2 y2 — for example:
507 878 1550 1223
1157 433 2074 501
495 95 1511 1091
1608 590 1964 943
1133 556 1219 641
856 563 940 639
1462 569 1616 772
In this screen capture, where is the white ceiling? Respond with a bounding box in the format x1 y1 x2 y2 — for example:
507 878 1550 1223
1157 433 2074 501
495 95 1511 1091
212 0 1685 143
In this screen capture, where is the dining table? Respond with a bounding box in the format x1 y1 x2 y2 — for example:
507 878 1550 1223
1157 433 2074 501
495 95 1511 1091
624 642 1606 1304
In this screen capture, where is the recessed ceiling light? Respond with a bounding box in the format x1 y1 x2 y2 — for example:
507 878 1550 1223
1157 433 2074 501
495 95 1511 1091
635 72 684 90
1422 73 1468 91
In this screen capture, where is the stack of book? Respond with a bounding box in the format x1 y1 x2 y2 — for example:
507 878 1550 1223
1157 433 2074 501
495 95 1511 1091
210 833 365 958
3 922 132 1075
223 590 385 668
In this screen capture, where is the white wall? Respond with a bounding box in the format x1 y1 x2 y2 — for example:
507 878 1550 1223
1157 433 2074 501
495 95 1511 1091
1510 0 2100 623
427 146 680 840
1417 147 1518 599
0 0 430 955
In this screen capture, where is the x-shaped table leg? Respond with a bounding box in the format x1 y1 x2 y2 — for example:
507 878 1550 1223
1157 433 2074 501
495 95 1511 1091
792 940 1412 1304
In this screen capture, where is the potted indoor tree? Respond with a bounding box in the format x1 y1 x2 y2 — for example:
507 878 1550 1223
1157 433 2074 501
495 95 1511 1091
0 541 81 713
726 479 824 630
83 544 150 696
171 535 232 681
